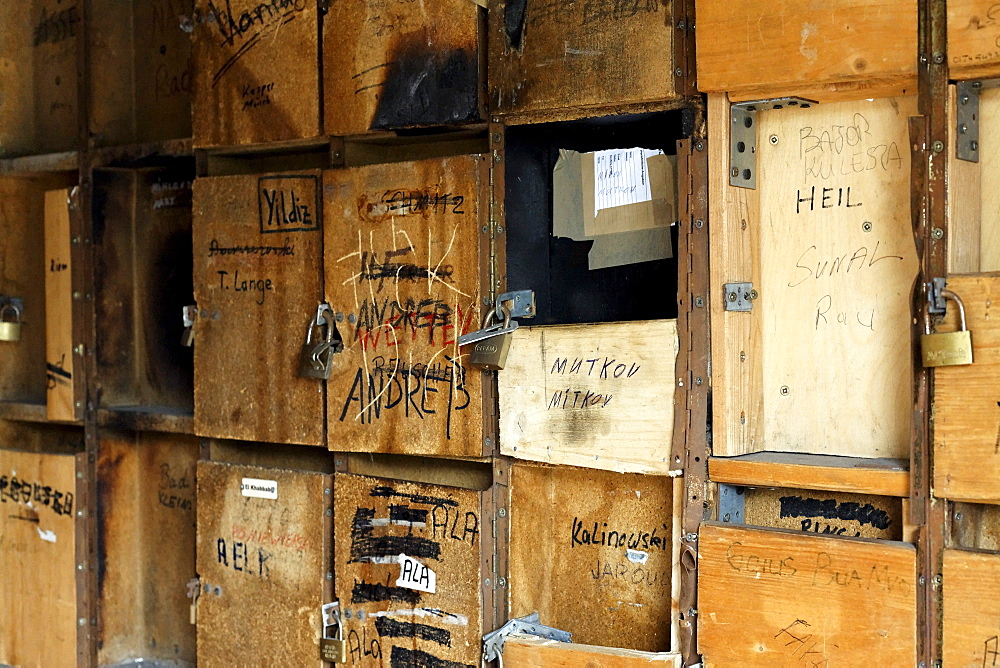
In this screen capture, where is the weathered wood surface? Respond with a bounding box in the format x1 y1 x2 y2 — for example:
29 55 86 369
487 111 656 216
94 166 194 413
698 524 915 666
192 171 325 445
711 95 918 458
942 548 1000 667
933 274 1000 502
489 0 677 120
499 321 677 474
44 188 75 422
509 464 673 652
196 461 332 666
709 452 910 497
97 431 198 665
324 156 487 456
953 503 1000 550
504 635 682 667
696 1 917 101
949 0 1000 81
334 473 483 667
323 0 481 136
192 0 320 147
742 486 902 540
0 449 77 667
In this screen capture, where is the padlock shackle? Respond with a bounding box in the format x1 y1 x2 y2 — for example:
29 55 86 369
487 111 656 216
940 288 968 331
0 304 20 322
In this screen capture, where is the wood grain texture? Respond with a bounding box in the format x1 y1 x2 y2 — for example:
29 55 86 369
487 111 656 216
192 171 325 445
192 0 320 147
696 1 917 99
508 464 673 652
323 0 481 136
947 84 983 274
709 452 910 497
324 156 487 456
196 461 332 667
334 473 483 667
489 0 676 119
942 548 1000 667
952 503 1000 550
697 524 916 667
949 0 1000 80
0 449 77 667
933 274 1000 502
743 486 902 540
498 321 677 474
44 188 74 422
503 635 682 667
97 431 198 665
978 88 1000 272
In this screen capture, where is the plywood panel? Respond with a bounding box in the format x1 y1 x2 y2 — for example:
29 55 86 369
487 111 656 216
509 464 673 652
196 461 332 666
696 1 917 100
709 452 909 497
0 449 77 667
753 96 917 458
334 473 483 667
499 321 676 473
934 274 1000 502
949 0 1000 81
698 524 916 666
975 89 1000 272
192 0 320 147
323 0 480 136
504 635 682 667
192 171 325 445
943 548 1000 667
97 431 198 665
324 156 487 456
44 188 74 421
742 487 902 540
489 0 677 119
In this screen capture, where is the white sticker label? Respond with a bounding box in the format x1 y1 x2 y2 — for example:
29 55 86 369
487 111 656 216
36 527 57 543
241 478 278 499
593 148 664 212
626 548 648 564
395 554 436 594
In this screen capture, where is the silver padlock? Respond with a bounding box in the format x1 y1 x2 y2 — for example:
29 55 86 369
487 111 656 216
0 304 22 342
462 305 517 370
299 310 342 379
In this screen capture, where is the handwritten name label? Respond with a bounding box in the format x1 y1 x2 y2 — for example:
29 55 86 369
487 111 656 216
217 269 274 304
545 356 641 410
216 536 273 577
799 113 903 182
241 477 278 499
257 175 320 234
395 554 437 593
242 81 275 110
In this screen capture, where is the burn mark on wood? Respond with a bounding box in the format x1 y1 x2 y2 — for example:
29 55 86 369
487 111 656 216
504 0 528 50
352 580 422 604
375 617 451 646
390 646 473 668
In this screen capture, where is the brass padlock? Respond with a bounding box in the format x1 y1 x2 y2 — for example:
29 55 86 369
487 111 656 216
921 289 973 367
0 304 22 342
465 306 516 370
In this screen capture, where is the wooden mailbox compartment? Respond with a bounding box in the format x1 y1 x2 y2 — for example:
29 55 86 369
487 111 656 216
949 1 1000 81
504 635 681 666
698 523 916 666
507 463 676 652
334 472 487 666
192 170 325 445
696 1 917 102
708 94 918 464
323 0 483 136
488 0 682 123
324 154 489 457
942 548 1000 667
192 0 321 148
94 163 195 420
0 0 79 156
0 447 81 667
196 460 333 666
96 431 198 665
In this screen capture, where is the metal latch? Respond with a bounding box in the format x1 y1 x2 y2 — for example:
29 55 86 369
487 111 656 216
927 277 948 315
723 282 757 312
482 613 571 663
495 290 535 319
718 485 745 524
731 97 817 189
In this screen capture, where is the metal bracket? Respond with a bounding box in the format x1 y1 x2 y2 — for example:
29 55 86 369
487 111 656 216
496 290 535 319
482 612 571 663
718 485 745 524
730 97 818 189
927 278 947 315
957 80 983 162
723 282 757 312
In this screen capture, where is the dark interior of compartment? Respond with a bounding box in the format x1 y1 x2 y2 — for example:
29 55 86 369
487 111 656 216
505 109 691 325
92 157 196 413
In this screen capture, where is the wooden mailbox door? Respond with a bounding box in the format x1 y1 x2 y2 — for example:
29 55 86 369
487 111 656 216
323 155 489 456
193 171 325 446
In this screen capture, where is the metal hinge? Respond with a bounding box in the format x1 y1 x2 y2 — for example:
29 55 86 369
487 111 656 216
482 613 571 663
730 97 817 189
723 282 757 312
496 290 535 319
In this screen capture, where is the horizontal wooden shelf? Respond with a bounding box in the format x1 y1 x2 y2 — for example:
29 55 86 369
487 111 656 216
90 138 193 166
96 406 194 435
0 151 79 175
0 401 82 426
709 451 909 498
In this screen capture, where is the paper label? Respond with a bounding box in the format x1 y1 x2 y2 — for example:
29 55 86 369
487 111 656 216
240 478 278 499
594 148 664 212
395 553 437 593
626 548 649 564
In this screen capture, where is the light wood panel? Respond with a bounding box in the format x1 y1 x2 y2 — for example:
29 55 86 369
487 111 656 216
709 452 909 497
949 0 1000 81
942 549 1000 667
44 188 74 422
504 635 682 667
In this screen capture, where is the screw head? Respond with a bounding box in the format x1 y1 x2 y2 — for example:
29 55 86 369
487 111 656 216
674 67 683 77
932 227 944 240
498 507 506 518
780 386 789 396
932 140 944 153
769 134 778 145
862 221 873 232
695 219 704 228
694 297 705 308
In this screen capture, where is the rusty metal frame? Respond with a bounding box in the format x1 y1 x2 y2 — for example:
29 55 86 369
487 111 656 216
671 0 697 97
